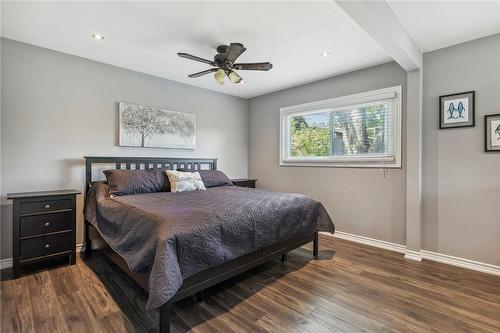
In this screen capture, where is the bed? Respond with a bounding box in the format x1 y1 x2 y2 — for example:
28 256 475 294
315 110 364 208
83 156 334 333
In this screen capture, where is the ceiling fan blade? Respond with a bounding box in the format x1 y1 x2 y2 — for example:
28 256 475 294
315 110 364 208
188 68 218 78
233 62 273 71
178 52 217 66
225 43 247 64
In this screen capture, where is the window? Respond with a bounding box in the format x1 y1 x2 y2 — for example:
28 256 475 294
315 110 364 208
280 86 402 168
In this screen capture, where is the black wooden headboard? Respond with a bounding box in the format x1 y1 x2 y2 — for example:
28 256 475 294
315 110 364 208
84 156 218 193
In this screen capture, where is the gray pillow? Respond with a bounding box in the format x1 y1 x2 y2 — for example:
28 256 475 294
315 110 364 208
103 168 169 196
177 169 233 188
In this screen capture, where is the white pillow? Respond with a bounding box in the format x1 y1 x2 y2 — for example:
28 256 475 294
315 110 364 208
165 170 206 193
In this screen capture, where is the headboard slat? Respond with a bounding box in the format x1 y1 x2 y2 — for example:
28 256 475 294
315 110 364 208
84 156 218 193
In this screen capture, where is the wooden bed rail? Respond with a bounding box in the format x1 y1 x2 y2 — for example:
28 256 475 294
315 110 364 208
85 221 319 333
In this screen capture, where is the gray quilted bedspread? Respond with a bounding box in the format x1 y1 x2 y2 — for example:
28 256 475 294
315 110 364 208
84 182 334 310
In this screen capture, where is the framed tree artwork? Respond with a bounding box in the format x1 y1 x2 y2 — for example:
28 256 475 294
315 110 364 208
118 102 196 149
485 114 500 152
439 91 475 129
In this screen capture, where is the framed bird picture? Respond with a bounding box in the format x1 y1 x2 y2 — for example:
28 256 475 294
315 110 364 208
485 114 500 152
439 91 475 129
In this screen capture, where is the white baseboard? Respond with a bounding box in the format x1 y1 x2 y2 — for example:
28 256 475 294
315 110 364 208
0 258 13 270
3 237 499 277
327 231 500 276
76 243 85 253
330 231 406 254
0 243 85 270
404 249 422 262
420 250 500 276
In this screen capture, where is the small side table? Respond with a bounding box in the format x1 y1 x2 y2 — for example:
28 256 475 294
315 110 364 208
231 178 257 188
7 189 80 278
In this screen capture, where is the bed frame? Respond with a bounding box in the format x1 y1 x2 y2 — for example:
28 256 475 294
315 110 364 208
84 156 319 333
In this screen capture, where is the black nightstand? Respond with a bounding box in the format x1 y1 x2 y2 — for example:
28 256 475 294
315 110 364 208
7 189 80 278
231 178 257 188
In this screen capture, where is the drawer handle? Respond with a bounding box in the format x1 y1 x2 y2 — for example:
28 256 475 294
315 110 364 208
44 222 51 227
45 204 51 209
44 244 50 249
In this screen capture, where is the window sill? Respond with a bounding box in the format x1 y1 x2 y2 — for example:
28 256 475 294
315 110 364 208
279 161 402 169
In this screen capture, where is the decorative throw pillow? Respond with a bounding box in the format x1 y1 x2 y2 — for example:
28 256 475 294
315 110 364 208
176 169 233 188
103 168 170 196
165 170 206 193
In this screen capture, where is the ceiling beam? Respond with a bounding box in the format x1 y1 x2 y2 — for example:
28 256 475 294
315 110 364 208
335 0 422 71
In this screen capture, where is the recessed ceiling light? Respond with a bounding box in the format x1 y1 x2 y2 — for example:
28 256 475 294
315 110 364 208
92 33 104 40
320 51 330 57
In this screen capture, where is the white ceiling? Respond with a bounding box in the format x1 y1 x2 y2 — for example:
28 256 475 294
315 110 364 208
388 1 500 52
3 2 499 98
0 1 392 99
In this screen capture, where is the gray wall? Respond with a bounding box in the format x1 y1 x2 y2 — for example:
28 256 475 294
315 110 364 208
2 35 498 267
248 62 408 245
0 38 249 259
422 34 500 266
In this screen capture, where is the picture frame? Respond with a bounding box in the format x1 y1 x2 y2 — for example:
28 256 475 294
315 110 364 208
484 113 500 152
118 102 196 150
439 91 475 129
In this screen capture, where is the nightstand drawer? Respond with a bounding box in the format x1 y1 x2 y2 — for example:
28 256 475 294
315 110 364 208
20 199 71 215
20 211 72 238
20 232 72 260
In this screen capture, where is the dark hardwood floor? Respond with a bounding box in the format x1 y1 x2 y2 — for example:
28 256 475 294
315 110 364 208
2 235 500 332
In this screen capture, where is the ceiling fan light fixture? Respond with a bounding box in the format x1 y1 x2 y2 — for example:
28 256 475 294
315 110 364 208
228 70 242 84
214 69 225 85
178 42 272 85
92 33 104 40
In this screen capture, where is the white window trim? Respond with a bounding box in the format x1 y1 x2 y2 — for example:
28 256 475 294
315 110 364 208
279 85 402 168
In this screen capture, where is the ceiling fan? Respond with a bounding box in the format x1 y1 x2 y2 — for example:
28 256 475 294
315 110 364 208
178 43 273 85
